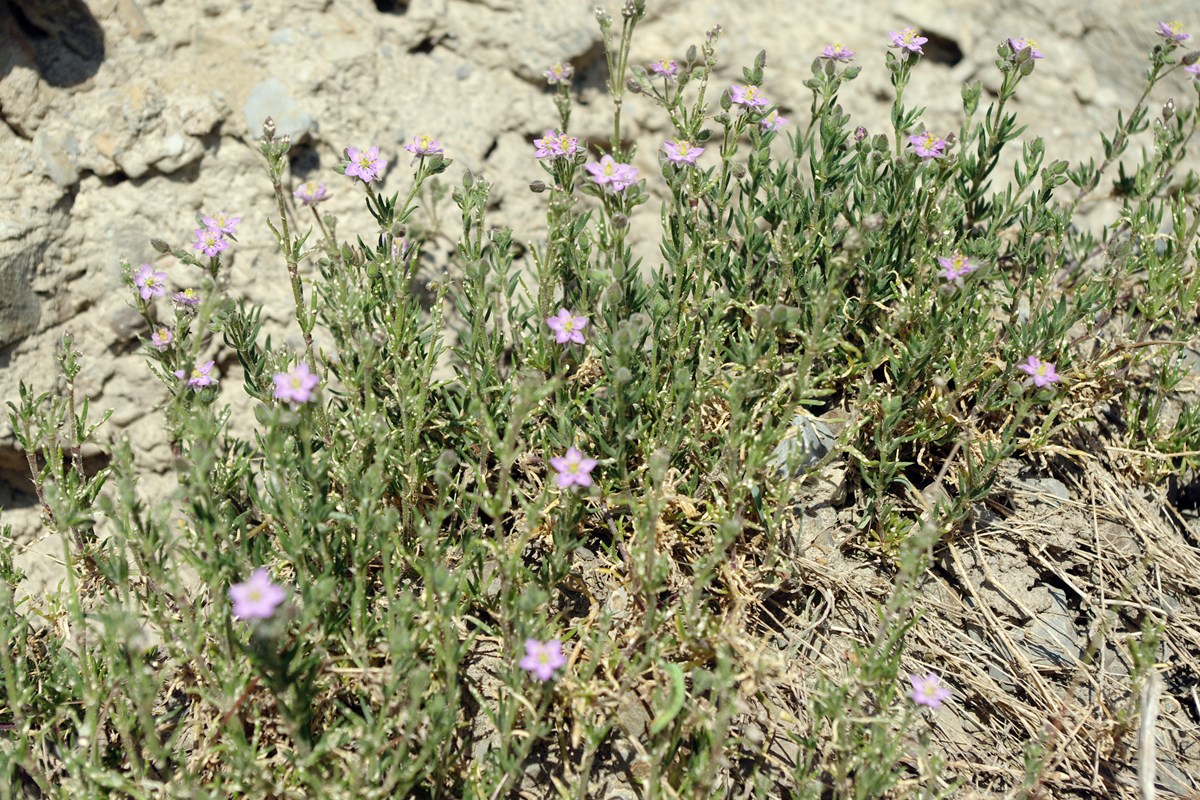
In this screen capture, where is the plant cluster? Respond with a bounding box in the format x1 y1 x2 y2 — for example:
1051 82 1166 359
3 3 1200 797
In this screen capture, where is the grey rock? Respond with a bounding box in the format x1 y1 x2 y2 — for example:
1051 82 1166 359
243 77 314 141
772 411 837 476
1017 585 1080 669
1018 475 1071 502
0 238 47 348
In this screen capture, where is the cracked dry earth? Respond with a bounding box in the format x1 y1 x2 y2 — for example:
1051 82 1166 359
2 0 1200 797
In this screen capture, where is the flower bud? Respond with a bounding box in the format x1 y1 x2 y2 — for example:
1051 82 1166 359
150 238 170 254
626 77 642 94
1163 98 1176 122
612 213 629 230
1183 50 1200 66
854 125 867 142
529 180 547 193
262 117 275 139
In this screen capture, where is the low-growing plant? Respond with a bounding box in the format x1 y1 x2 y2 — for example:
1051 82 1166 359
3 3 1200 798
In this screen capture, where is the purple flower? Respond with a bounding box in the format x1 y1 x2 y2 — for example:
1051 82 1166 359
760 109 788 132
229 568 286 621
173 360 217 389
546 308 588 344
403 135 443 157
889 27 928 54
202 211 241 235
150 327 173 351
909 673 951 709
1187 63 1200 78
1007 37 1044 60
133 263 168 300
345 146 388 183
1018 356 1061 388
550 447 597 489
392 238 414 263
293 181 329 207
820 43 855 62
585 155 638 193
937 253 977 287
1157 20 1190 44
908 131 948 160
519 638 567 682
650 57 679 79
662 138 704 166
729 83 769 109
192 227 229 257
273 363 320 405
533 129 580 160
854 126 868 142
544 62 574 85
173 288 201 308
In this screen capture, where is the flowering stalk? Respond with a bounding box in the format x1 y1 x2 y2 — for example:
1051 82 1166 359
598 0 647 160
259 120 319 378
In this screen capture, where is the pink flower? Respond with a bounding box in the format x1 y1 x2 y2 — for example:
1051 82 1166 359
729 83 769 109
760 109 788 132
403 135 443 157
173 360 217 389
533 129 580 160
345 146 388 183
192 227 229 257
173 288 201 308
293 181 329 207
1187 63 1200 78
1157 20 1190 44
585 155 638 193
1018 356 1061 388
908 131 948 159
150 327 173 351
937 253 977 287
650 57 679 79
909 673 951 709
662 138 703 166
550 447 597 489
546 308 588 344
889 27 928 54
202 211 241 235
1007 37 1044 60
544 62 574 84
229 568 286 621
273 363 320 405
519 638 567 682
820 43 855 62
133 263 167 300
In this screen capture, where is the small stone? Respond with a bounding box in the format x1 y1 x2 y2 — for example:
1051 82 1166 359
33 129 81 188
243 77 314 140
771 410 837 476
1018 475 1070 503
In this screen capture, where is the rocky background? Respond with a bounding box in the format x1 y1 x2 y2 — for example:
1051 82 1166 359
2 0 1198 557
